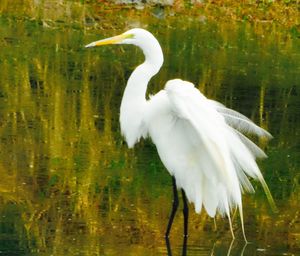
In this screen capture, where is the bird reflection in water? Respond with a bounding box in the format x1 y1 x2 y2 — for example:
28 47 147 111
165 235 188 256
165 237 248 256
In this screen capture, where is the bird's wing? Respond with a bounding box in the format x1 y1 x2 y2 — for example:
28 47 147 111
164 80 242 214
146 79 240 216
147 79 276 218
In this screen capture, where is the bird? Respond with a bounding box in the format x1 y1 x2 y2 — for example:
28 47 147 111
85 28 277 241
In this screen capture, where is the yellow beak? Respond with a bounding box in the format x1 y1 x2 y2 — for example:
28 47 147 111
85 33 131 48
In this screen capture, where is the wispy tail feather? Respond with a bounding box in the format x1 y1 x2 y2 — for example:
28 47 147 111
257 173 278 213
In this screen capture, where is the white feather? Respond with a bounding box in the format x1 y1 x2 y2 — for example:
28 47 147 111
234 129 267 159
208 99 272 139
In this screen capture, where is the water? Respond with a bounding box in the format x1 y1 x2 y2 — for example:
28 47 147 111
0 1 299 255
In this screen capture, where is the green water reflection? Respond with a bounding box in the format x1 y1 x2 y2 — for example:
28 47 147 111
0 1 299 255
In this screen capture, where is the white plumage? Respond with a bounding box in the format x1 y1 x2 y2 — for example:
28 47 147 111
85 28 276 240
145 79 272 215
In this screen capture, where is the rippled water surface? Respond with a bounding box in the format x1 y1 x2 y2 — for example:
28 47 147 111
0 1 299 255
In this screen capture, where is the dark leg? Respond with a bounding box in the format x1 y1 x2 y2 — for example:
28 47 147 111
182 235 188 256
181 189 189 256
181 189 189 237
165 236 172 256
165 176 179 238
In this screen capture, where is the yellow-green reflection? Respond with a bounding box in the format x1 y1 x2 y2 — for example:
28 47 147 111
0 1 299 255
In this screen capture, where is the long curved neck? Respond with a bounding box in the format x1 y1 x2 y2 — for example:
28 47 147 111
124 60 160 105
120 38 163 147
125 40 164 100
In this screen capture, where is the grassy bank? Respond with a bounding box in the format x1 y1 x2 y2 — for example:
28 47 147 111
0 0 299 34
94 0 299 28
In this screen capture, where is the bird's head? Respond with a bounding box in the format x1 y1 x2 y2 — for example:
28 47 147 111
85 28 164 71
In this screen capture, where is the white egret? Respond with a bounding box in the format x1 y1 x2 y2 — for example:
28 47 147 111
85 28 276 241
